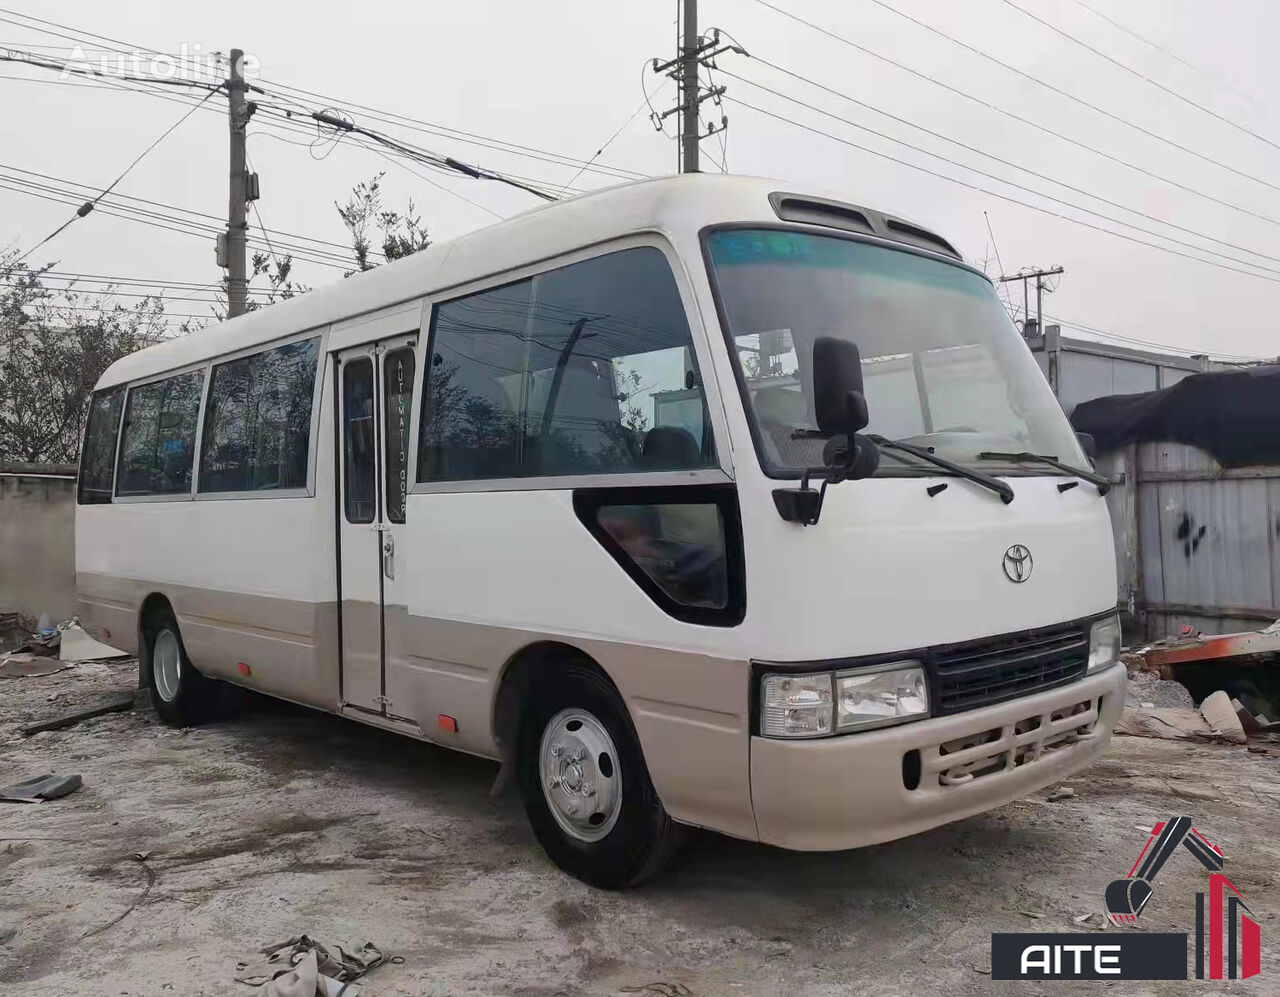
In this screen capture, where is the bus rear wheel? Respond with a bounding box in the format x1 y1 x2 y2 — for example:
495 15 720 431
145 610 212 727
516 663 681 888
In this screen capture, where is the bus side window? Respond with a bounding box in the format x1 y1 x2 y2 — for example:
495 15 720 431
199 337 320 494
343 358 377 523
116 369 205 497
78 386 125 504
417 246 716 483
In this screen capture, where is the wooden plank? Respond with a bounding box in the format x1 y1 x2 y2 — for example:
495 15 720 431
22 697 134 736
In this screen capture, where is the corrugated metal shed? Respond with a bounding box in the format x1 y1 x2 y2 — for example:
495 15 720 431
1026 328 1209 414
1028 330 1279 640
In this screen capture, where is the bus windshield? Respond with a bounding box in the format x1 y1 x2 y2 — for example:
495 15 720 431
705 228 1082 476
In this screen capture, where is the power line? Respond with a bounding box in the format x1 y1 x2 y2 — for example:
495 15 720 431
750 0 1280 214
293 106 558 203
0 172 353 267
256 77 648 183
559 92 658 194
0 176 352 271
0 14 634 216
1046 312 1266 361
983 210 1015 314
10 268 268 293
998 0 1280 156
1 163 359 259
13 87 215 265
363 144 504 222
0 45 219 91
727 95 1280 288
724 68 1280 278
0 280 249 307
735 56 1280 269
2 6 647 185
1071 0 1280 125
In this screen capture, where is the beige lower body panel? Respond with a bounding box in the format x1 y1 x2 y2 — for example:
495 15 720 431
750 663 1127 851
385 611 756 840
74 574 756 840
76 572 339 711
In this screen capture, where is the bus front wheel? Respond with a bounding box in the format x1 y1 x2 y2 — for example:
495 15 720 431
145 610 212 727
516 662 681 888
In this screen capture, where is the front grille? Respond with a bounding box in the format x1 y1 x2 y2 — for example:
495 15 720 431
910 697 1100 790
929 622 1090 715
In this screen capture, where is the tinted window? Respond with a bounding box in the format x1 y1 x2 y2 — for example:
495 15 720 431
418 247 716 482
78 386 124 504
343 358 376 523
198 338 320 493
383 347 415 523
116 370 205 496
418 281 529 482
596 502 728 609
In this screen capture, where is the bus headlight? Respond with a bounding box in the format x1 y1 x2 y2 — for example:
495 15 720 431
760 664 929 738
760 672 833 738
836 665 929 731
1088 614 1122 673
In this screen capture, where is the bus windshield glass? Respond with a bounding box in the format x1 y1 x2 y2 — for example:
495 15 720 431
705 228 1082 476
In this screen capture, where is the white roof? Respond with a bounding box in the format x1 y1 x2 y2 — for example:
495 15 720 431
96 174 958 389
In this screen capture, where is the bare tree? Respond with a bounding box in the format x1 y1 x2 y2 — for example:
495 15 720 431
0 249 168 463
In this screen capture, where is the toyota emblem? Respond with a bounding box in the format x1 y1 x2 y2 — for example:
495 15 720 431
1003 544 1033 583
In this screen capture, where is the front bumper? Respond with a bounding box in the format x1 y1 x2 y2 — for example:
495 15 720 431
750 661 1126 850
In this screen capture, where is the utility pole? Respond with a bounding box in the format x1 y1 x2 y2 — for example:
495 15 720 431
224 48 249 317
997 266 1063 337
681 0 700 174
650 3 743 173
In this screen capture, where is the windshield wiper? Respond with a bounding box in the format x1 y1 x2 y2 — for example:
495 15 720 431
867 435 1014 504
977 451 1110 495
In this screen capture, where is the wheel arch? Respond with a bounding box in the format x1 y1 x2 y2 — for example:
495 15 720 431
135 591 176 690
492 640 631 756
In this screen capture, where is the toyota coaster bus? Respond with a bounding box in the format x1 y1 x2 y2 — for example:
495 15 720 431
75 175 1126 887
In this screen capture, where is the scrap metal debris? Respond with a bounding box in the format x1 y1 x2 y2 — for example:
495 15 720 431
236 936 394 996
0 773 83 802
0 652 68 678
58 621 129 663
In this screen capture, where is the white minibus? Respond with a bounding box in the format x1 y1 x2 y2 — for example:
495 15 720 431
76 175 1125 887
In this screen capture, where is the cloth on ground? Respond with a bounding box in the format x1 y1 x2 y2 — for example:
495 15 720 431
0 773 83 802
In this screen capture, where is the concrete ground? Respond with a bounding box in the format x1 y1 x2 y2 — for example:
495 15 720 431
1 659 1277 997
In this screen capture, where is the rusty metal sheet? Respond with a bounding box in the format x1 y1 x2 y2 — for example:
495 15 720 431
1141 624 1280 670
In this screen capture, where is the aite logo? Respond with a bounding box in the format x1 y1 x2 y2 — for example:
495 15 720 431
991 817 1263 981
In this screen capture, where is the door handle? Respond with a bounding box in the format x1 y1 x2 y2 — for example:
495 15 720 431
382 534 395 579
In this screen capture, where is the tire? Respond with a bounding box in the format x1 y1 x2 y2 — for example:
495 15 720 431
144 609 213 727
516 661 682 888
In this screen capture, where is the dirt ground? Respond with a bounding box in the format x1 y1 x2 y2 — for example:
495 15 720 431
1 659 1277 997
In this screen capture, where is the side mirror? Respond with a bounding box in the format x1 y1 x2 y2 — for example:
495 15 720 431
1075 432 1097 460
813 337 869 436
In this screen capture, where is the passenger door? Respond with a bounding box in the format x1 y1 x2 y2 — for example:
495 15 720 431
336 335 417 715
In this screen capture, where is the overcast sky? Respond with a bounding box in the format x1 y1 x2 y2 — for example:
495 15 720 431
4 0 1280 360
